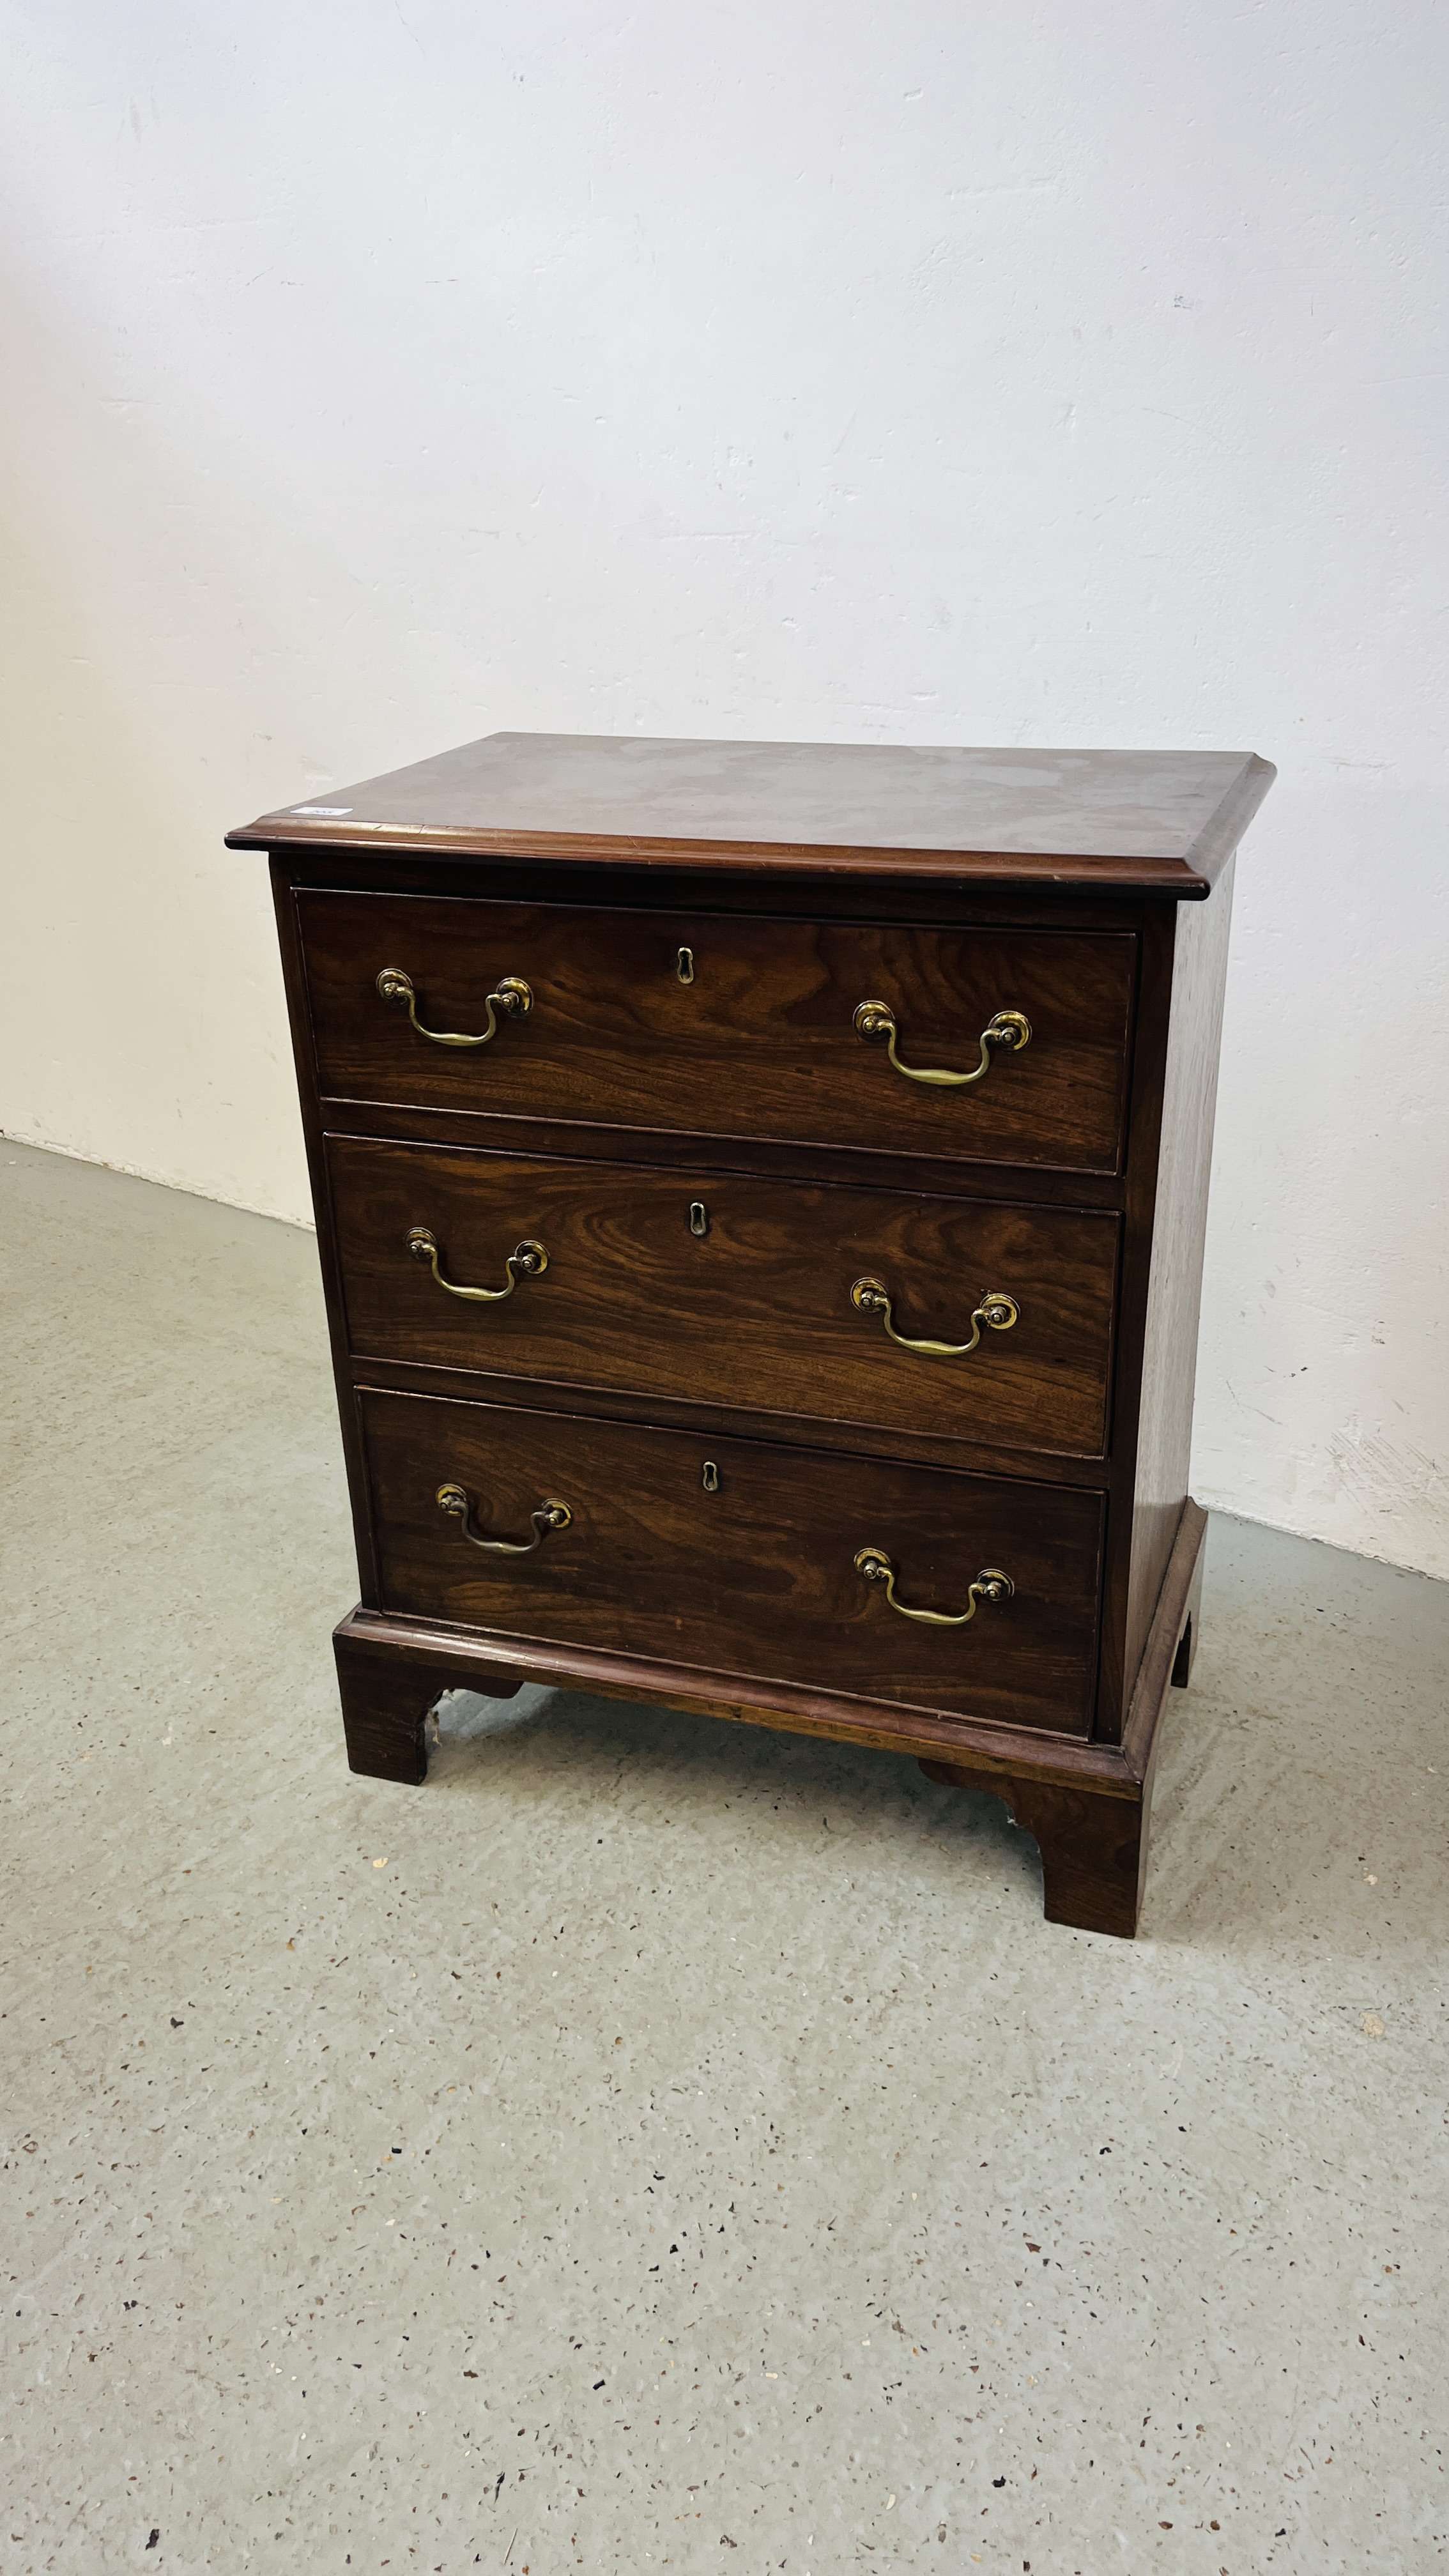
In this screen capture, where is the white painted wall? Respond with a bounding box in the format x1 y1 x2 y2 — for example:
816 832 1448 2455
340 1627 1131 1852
1 2 1445 1574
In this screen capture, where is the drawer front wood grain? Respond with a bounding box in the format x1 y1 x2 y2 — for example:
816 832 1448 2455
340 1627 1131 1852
300 892 1136 1174
330 1139 1120 1459
360 1389 1103 1734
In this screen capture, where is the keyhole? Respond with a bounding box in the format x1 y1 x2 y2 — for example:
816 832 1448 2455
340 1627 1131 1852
701 1460 719 1493
689 1200 709 1237
676 946 695 985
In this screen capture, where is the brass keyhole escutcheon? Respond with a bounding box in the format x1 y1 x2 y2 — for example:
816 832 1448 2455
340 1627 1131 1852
677 946 695 984
702 1460 719 1492
689 1200 709 1237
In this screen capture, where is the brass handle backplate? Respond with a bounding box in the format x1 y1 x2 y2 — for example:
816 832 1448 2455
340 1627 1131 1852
851 1276 1018 1358
377 966 532 1048
406 1227 547 1303
854 1549 1014 1627
436 1482 571 1555
853 1000 1031 1089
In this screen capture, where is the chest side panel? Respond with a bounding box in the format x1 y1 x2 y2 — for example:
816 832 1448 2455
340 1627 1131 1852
1121 861 1236 1700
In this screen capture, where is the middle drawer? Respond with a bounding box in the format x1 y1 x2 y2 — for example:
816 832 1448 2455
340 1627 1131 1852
327 1137 1119 1460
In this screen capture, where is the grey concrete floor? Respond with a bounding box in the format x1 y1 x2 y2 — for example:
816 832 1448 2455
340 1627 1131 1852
3 1138 1446 2576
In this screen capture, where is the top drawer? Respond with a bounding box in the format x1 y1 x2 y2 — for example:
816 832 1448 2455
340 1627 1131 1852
297 892 1137 1174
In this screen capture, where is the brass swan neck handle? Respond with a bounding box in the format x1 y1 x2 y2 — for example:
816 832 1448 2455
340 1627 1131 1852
436 1483 571 1554
853 1000 1031 1089
852 1276 1018 1358
407 1228 547 1303
377 966 532 1048
854 1549 1013 1627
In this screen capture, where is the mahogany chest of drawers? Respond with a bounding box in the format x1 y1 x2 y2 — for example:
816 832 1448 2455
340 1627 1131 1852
229 732 1274 1936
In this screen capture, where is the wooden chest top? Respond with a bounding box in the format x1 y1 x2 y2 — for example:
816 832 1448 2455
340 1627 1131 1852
228 730 1273 898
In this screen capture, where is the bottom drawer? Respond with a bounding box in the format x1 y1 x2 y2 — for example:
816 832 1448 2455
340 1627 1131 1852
360 1389 1103 1736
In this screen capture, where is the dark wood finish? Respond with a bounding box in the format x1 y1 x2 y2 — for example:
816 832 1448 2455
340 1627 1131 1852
919 1496 1206 1935
345 1348 1118 1492
1008 1777 1149 1938
298 891 1137 1175
334 1623 525 1785
1086 901 1176 1740
358 1386 1105 1735
330 1495 1204 1849
332 1626 434 1782
314 1088 1129 1216
1122 866 1235 1699
269 864 385 1605
1076 870 1232 1743
238 728 1269 1935
1122 1499 1208 1769
229 732 1274 899
335 1604 1147 1785
326 1137 1120 1460
328 1489 1202 1915
266 840 1157 928
919 1764 1149 1940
